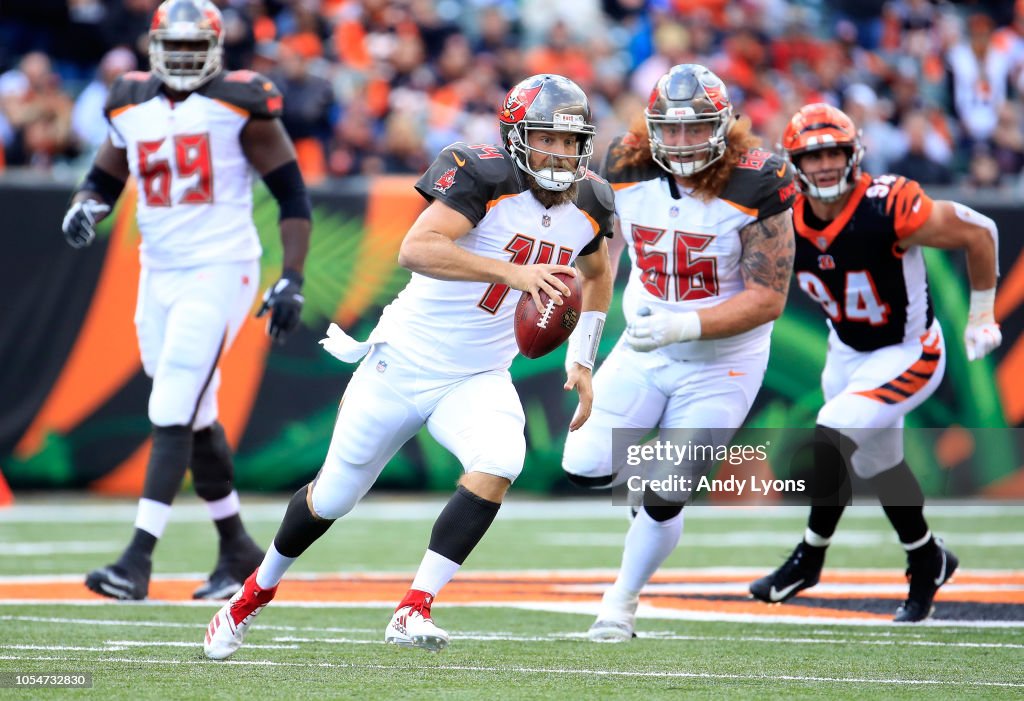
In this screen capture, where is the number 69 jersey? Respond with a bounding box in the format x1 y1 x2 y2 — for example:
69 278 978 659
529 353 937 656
604 140 795 361
373 142 614 376
793 173 935 351
104 70 281 269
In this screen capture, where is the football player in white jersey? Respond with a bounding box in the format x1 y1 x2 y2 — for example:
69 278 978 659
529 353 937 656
203 74 615 659
561 64 796 641
749 104 1001 622
60 0 311 601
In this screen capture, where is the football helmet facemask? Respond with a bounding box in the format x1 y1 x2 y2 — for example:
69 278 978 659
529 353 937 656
782 103 864 202
149 0 224 92
646 64 733 177
498 74 596 192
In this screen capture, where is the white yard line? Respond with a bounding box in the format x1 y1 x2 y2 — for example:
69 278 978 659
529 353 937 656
2 499 1022 523
0 541 121 555
544 531 1024 547
0 653 1020 688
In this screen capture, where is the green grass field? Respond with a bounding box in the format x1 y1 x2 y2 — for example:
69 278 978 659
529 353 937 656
1 496 1022 699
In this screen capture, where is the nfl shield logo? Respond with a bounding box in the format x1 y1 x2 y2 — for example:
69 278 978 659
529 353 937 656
669 206 679 218
816 236 827 249
376 360 387 373
542 214 551 227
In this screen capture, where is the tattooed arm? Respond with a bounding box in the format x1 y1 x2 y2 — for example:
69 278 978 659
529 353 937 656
695 209 794 339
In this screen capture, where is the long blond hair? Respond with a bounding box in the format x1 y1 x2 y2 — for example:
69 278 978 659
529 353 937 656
610 114 762 201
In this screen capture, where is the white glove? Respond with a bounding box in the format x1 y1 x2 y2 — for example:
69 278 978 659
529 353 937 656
61 199 110 249
625 307 701 352
964 288 1002 361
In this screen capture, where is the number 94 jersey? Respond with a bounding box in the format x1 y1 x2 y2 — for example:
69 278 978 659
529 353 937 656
603 139 796 361
793 173 935 352
104 70 281 269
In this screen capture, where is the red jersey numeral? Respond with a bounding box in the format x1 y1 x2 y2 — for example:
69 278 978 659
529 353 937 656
137 132 215 207
632 225 719 301
477 234 573 314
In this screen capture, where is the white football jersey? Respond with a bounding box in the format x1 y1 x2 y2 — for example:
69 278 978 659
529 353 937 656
373 143 615 376
604 142 795 361
105 71 280 269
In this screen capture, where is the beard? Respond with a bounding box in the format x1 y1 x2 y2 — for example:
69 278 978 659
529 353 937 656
526 170 579 208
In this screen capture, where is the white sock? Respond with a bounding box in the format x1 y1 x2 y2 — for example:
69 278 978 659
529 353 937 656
410 549 462 596
203 491 240 521
134 498 172 539
804 528 831 548
902 530 932 551
255 542 295 589
611 507 684 597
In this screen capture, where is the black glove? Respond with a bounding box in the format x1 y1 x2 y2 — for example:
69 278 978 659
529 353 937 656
61 199 110 249
256 269 304 343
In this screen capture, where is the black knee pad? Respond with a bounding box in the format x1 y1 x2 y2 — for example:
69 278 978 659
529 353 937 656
142 424 194 504
565 472 615 489
191 422 235 501
642 487 684 521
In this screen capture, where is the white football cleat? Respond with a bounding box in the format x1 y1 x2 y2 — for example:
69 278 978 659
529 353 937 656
587 588 639 643
385 604 450 652
204 572 277 660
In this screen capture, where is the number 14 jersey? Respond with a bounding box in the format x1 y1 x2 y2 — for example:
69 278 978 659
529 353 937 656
104 70 281 269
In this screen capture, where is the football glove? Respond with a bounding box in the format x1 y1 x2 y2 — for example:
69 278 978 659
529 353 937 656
61 199 110 249
964 288 1001 361
625 307 701 352
257 269 304 343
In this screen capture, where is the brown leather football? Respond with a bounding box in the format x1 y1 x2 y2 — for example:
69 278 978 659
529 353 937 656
514 271 582 359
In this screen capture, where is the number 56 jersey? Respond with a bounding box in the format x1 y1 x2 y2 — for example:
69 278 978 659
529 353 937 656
603 141 795 361
793 173 935 351
104 70 282 269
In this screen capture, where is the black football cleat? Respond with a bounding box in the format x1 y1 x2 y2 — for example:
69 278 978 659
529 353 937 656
750 541 825 604
193 535 265 600
85 554 152 601
894 541 959 623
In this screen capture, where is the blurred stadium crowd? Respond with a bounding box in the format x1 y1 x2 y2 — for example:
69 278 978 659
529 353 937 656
2 0 1024 188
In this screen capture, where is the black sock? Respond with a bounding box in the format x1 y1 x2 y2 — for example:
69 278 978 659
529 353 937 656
427 485 501 565
870 461 930 547
124 529 158 560
141 425 193 505
273 485 334 558
806 426 854 540
213 514 245 542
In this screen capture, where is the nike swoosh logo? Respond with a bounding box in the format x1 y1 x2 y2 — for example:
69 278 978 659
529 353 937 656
934 549 947 586
769 579 804 601
776 163 786 178
728 370 746 377
453 153 466 167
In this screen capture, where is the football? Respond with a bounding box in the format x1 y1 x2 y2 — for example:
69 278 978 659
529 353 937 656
514 271 582 359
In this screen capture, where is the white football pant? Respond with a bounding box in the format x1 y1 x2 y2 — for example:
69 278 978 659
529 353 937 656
562 338 769 492
309 344 527 519
818 321 946 478
135 259 259 428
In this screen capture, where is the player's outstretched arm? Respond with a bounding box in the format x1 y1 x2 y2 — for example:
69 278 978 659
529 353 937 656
61 137 128 248
398 198 574 313
242 118 312 343
899 200 1001 360
564 237 613 431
